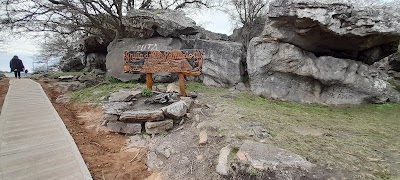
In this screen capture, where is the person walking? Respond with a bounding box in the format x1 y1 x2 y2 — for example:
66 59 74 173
10 55 24 79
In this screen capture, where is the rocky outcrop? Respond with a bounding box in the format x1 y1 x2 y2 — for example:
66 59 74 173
246 0 400 104
248 37 394 104
264 0 400 64
194 39 244 87
123 9 197 38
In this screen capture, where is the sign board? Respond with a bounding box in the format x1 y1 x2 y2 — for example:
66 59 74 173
123 49 204 76
123 49 204 97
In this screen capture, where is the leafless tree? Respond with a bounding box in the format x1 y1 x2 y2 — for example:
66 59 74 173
226 0 269 50
0 0 217 42
0 0 218 63
228 0 268 27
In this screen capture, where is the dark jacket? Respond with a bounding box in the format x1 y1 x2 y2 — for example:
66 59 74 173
10 56 24 72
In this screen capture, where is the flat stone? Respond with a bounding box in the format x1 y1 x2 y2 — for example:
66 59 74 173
216 145 231 176
236 140 312 171
120 110 164 122
109 90 141 102
161 101 188 119
103 114 119 121
199 130 208 145
102 102 133 116
145 120 174 134
106 121 142 134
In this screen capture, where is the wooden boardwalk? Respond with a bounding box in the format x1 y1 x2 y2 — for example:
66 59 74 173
0 79 92 180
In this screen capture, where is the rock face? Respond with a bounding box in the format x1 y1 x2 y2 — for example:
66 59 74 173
247 0 400 104
265 0 400 64
248 37 392 104
123 9 197 38
106 37 190 82
194 39 244 87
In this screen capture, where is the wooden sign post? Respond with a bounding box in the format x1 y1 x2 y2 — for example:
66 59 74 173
123 49 204 97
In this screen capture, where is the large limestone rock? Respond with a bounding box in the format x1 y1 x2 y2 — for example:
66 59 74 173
264 0 400 64
194 39 244 87
122 9 197 38
106 37 191 82
247 37 394 104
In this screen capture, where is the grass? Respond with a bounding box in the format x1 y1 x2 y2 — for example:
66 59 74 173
71 82 141 103
186 83 400 179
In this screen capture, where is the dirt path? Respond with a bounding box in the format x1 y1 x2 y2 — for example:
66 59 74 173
39 80 151 180
0 78 10 114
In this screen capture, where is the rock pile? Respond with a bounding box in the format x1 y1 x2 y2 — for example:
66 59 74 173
247 0 400 104
102 89 193 135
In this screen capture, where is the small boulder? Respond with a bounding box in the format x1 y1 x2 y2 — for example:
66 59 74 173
180 97 194 110
161 101 188 119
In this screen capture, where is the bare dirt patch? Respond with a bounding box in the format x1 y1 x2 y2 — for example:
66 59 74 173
39 80 151 180
0 78 10 113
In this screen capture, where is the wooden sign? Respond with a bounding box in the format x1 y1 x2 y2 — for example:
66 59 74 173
123 49 204 96
123 49 204 76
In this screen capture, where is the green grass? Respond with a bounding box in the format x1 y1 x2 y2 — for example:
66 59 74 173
71 82 141 103
186 83 400 179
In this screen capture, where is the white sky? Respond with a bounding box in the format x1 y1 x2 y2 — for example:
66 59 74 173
0 8 231 72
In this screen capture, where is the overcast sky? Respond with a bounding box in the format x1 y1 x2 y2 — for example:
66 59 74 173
0 8 232 72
